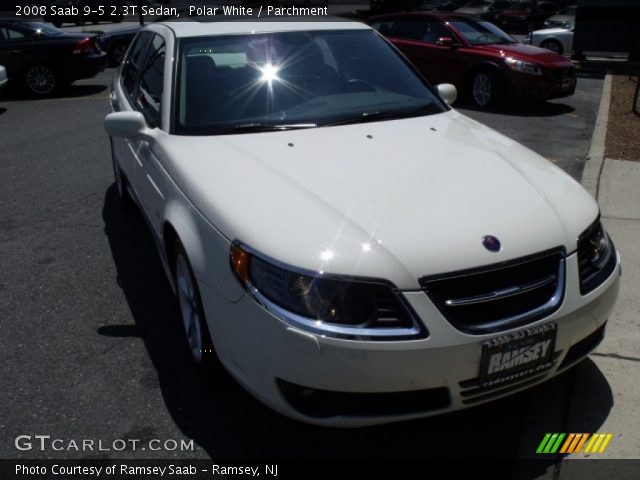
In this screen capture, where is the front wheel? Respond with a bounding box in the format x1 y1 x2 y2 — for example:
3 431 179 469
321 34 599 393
173 241 217 371
25 65 57 96
470 71 504 109
541 39 563 55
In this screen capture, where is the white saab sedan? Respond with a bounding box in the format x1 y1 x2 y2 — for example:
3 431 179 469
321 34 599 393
105 20 620 426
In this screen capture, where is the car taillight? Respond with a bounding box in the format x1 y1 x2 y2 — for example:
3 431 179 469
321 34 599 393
73 37 93 55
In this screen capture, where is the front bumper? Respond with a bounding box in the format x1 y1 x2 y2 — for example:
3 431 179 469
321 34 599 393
200 252 620 427
508 68 577 101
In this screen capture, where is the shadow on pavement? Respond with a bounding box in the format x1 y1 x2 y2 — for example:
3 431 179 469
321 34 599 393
457 99 575 117
100 184 613 477
0 107 5 116
0 83 106 102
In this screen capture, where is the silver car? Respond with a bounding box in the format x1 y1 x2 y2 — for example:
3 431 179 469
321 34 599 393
527 27 573 56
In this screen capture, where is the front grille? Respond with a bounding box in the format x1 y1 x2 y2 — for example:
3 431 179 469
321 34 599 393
419 249 565 334
559 322 607 370
551 67 575 81
277 380 450 418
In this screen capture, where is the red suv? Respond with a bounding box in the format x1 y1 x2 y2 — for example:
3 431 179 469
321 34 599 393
369 12 576 108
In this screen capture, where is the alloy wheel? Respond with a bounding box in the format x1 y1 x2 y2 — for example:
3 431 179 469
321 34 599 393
26 66 55 95
176 253 204 364
472 73 493 107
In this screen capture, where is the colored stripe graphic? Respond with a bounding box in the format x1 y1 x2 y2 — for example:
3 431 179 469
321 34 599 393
538 433 613 454
537 433 566 454
573 433 590 453
537 433 552 454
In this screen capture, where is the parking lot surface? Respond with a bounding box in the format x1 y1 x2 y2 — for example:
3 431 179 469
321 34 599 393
0 68 608 475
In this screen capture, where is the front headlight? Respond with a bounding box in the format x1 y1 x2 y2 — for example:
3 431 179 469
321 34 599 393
577 220 617 294
505 57 543 75
230 244 425 340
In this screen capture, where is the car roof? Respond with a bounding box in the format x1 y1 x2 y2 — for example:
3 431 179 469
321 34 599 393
159 19 371 38
368 12 479 22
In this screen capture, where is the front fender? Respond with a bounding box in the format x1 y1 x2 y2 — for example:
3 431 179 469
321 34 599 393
163 199 245 303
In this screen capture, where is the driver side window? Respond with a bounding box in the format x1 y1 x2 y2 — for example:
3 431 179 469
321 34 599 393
136 34 165 128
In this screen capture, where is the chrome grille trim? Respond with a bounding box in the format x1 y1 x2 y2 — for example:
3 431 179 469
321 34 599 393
444 274 557 307
419 248 566 335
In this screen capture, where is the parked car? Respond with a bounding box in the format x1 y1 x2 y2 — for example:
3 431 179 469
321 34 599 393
0 65 9 90
494 1 559 33
370 0 423 13
543 4 575 29
455 0 513 20
44 0 124 27
97 25 139 66
526 26 573 56
104 20 619 426
0 64 7 89
0 20 106 95
418 0 467 12
369 13 576 108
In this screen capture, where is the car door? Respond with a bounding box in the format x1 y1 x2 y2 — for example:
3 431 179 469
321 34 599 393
110 31 152 207
0 23 34 77
131 33 167 236
386 17 466 86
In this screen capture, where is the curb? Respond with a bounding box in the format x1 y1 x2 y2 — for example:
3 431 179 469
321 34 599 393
581 73 612 198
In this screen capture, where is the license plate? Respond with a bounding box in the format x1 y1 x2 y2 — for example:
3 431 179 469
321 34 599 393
562 79 572 90
479 323 556 388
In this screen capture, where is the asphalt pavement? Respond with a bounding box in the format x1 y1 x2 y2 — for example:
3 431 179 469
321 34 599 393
0 67 615 477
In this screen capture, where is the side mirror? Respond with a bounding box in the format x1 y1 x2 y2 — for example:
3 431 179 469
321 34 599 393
436 36 455 47
104 111 149 139
437 83 457 106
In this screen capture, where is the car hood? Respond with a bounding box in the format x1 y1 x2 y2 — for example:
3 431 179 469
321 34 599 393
546 14 574 23
477 43 572 65
158 110 597 288
455 6 488 14
532 27 573 36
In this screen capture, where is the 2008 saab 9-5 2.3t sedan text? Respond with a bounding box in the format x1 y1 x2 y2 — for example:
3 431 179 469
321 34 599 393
104 20 620 426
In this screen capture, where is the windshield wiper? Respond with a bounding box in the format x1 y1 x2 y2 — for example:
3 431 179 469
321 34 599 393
322 104 438 127
224 122 318 133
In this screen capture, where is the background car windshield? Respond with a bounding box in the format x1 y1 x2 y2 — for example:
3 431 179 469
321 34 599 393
27 22 63 36
511 1 532 11
450 19 515 45
175 29 446 135
558 5 576 15
465 1 492 7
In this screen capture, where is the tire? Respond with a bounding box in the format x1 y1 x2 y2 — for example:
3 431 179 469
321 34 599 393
109 42 128 67
111 144 133 208
541 39 563 55
173 240 218 373
469 70 504 109
24 65 57 96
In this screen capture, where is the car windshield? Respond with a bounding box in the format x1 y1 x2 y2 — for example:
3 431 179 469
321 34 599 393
465 0 492 7
26 22 64 36
558 5 576 15
175 29 446 135
510 1 532 11
449 19 515 45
